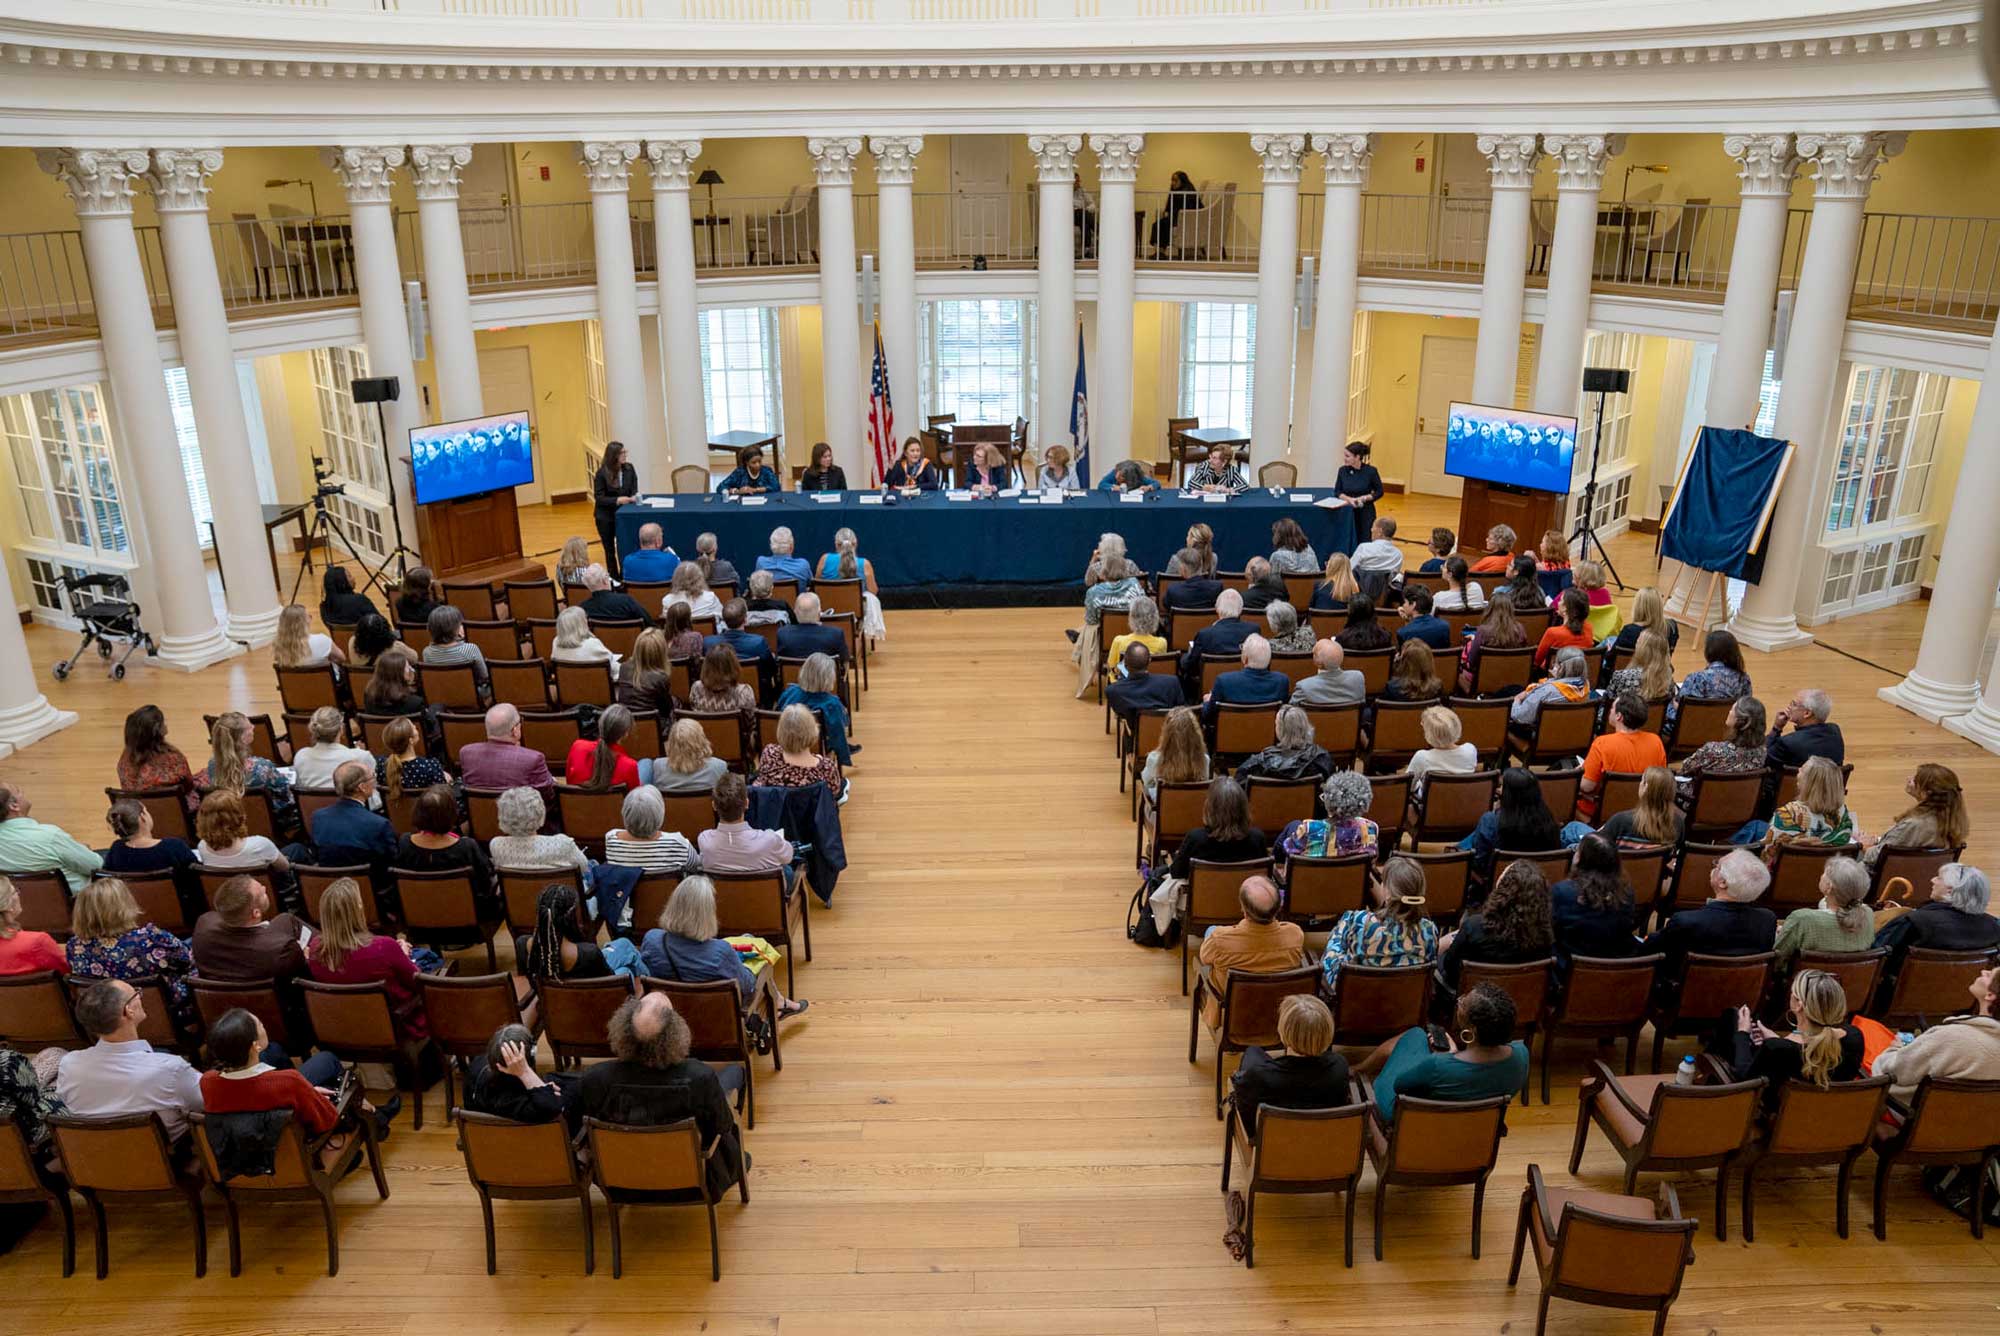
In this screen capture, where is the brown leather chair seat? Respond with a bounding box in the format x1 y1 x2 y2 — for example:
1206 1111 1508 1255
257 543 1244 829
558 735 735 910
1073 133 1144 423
1527 1185 1660 1268
1592 1073 1676 1147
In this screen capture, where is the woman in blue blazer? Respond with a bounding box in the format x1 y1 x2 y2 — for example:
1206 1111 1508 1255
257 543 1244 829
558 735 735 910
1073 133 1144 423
717 445 782 496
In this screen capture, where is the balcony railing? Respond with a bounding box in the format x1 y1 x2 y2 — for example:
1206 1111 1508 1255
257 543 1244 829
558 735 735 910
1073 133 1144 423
1551 201 1812 302
1133 188 1260 268
0 229 94 342
1852 211 2000 332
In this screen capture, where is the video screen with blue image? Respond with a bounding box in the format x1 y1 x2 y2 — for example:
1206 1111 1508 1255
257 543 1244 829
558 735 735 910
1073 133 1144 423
1444 402 1579 496
410 410 535 506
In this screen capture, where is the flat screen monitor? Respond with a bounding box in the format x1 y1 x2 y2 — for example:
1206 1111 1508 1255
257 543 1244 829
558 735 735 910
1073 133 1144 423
409 410 534 506
1443 401 1579 496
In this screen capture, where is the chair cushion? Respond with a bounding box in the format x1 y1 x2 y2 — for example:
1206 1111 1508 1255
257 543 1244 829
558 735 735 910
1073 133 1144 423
1593 1073 1675 1150
1530 1186 1667 1274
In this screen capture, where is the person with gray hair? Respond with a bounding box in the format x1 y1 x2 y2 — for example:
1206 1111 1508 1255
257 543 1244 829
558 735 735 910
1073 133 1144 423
55 978 207 1144
1290 638 1365 708
456 703 557 799
1507 645 1595 728
1471 523 1518 576
603 784 697 877
1275 769 1381 867
693 531 740 589
1874 861 2000 978
466 1020 574 1123
1774 855 1875 964
742 570 793 627
776 651 856 765
308 760 396 869
757 526 813 585
1241 556 1288 613
639 875 809 1021
1264 600 1314 654
1642 847 1777 974
777 590 847 662
578 563 650 624
1084 532 1128 587
1182 586 1256 697
573 993 747 1198
1766 684 1845 770
1236 704 1336 784
488 786 590 884
1204 633 1288 722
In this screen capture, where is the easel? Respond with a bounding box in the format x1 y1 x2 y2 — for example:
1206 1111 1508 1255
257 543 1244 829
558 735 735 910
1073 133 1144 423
1658 424 1795 633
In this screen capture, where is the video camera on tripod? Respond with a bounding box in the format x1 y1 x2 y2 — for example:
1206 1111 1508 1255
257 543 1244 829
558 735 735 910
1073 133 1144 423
309 455 347 502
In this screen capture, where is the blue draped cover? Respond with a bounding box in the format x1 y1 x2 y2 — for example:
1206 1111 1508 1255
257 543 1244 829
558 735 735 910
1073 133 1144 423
1661 427 1794 585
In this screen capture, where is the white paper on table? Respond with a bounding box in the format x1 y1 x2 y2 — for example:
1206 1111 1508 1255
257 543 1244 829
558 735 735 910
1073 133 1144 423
1201 492 1230 504
1288 492 1314 503
740 496 768 506
1314 495 1353 511
641 496 674 507
812 492 841 503
1118 490 1146 504
1042 492 1064 505
858 494 885 505
946 490 974 501
1016 496 1040 505
999 488 1023 498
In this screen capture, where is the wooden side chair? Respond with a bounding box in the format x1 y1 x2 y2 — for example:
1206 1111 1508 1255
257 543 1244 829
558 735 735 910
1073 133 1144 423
1507 700 1598 770
1453 957 1553 1106
1180 857 1275 995
1766 841 1860 913
583 1116 746 1280
0 969 83 1049
1666 696 1734 759
519 710 585 773
537 974 634 1067
1280 852 1372 927
1367 772 1414 851
103 786 197 842
419 971 538 1119
1878 947 1997 1028
1189 964 1319 1118
1739 1073 1891 1241
459 623 518 670
1680 771 1764 840
297 979 436 1130
189 977 292 1049
709 870 811 995
642 976 771 1128
553 784 629 858
1221 1092 1368 1269
1409 770 1499 846
498 864 587 940
1537 953 1661 1104
1364 1086 1512 1260
391 866 503 973
1243 777 1314 840
417 661 484 712
1405 849 1475 925
1507 1163 1696 1336
1870 1075 2000 1240
1867 844 1964 902
1450 696 1513 766
454 1109 594 1275
1569 1059 1764 1239
0 1120 73 1274
554 659 616 708
50 1112 208 1278
1330 962 1432 1050
488 658 552 712
1647 951 1776 1073
4 869 73 939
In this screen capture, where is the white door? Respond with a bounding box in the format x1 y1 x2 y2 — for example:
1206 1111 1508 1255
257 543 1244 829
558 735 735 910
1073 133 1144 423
477 345 544 505
1434 134 1493 269
1412 334 1477 497
949 135 1013 260
460 144 518 282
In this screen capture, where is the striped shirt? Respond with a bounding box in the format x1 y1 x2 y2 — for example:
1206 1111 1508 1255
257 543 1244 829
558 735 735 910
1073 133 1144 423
605 832 697 874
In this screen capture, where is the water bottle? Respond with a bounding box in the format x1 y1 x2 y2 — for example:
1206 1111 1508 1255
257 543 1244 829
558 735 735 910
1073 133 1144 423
1674 1055 1698 1087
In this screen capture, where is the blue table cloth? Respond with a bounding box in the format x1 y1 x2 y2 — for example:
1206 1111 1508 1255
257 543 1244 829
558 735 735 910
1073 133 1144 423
615 488 1360 590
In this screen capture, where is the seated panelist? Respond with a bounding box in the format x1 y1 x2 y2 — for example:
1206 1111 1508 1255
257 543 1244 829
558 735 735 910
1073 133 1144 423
884 436 942 492
717 445 781 496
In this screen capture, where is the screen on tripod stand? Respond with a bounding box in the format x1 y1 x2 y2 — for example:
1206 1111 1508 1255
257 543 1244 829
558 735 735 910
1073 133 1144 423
410 410 535 506
1443 402 1578 495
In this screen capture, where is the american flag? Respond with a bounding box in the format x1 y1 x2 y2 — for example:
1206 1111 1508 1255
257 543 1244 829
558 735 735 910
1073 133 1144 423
868 322 895 488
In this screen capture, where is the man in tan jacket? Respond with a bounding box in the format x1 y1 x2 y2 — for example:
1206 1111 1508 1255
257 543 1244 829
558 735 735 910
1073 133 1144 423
1196 875 1306 1027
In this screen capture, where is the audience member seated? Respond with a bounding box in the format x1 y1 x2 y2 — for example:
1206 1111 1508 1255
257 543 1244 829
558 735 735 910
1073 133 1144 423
1493 554 1543 611
1456 598 1526 695
1460 768 1563 878
1595 765 1684 850
394 567 440 627
665 561 725 623
777 592 847 663
1469 524 1517 577
1290 639 1365 708
1433 555 1485 613
1268 516 1320 575
1407 705 1477 798
361 648 427 720
1170 778 1270 884
459 704 557 800
1576 692 1667 823
1334 594 1393 654
554 605 621 675
0 1046 64 1153
1871 964 2000 1104
205 711 295 820
579 563 650 625
1608 628 1676 705
1535 531 1573 602
1140 706 1210 803
697 773 794 875
1319 855 1437 990
490 787 592 884
66 877 193 1014
1535 588 1595 671
1379 640 1447 704
1438 860 1555 990
293 706 375 792
274 602 345 670
566 704 645 791
1105 595 1169 675
1773 855 1874 965
466 1023 575 1125
0 878 66 976
1235 706 1335 785
775 652 855 767
1277 770 1380 867
1107 643 1185 730
693 532 742 591
193 874 309 988
525 882 642 981
100 799 198 880
1705 969 1862 1111
1761 755 1857 850
557 537 592 590
1203 634 1288 722
422 605 490 691
884 436 943 491
1507 646 1593 729
1875 862 2000 973
1357 983 1529 1117
1670 629 1752 724
376 716 447 802
1396 586 1452 651
117 704 205 811
1186 441 1249 495
1310 552 1359 615
202 1007 375 1162
690 644 758 723
1240 558 1287 614
348 614 406 672
617 628 676 717
1862 763 1967 872
308 878 435 1041
1417 526 1455 576
1263 601 1314 655
621 523 680 584
1767 687 1844 768
656 719 730 796
755 704 845 797
1551 834 1642 968
743 571 792 627
319 564 380 629
1165 547 1226 613
1641 849 1776 972
196 790 292 876
1350 516 1403 584
639 876 806 1020
310 763 397 871
572 993 747 1199
604 786 697 876
705 599 778 699
1573 561 1622 640
56 979 205 1143
0 781 104 891
816 528 887 646
396 785 496 911
1182 589 1257 697
1611 586 1679 656
1678 696 1769 778
1229 994 1351 1132
1195 873 1304 1026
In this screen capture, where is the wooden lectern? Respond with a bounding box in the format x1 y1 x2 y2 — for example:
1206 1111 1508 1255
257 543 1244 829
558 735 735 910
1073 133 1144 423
1457 480 1563 561
410 474 546 587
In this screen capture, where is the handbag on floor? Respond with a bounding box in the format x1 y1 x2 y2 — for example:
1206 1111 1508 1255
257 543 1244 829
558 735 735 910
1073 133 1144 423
1127 871 1182 949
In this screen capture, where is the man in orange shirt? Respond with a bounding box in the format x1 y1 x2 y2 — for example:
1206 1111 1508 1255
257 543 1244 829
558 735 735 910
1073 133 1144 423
1468 523 1518 576
1196 875 1306 1027
1577 691 1667 821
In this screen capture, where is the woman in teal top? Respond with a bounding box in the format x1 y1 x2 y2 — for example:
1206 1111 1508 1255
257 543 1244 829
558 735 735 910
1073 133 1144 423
1364 983 1529 1117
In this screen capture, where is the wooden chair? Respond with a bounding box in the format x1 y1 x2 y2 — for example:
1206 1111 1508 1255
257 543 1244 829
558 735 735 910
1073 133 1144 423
194 862 275 912
710 869 811 995
486 658 552 712
553 785 628 858
1870 1075 2000 1240
1244 778 1314 841
120 869 193 937
1167 605 1219 651
50 1112 207 1278
454 1109 594 1275
591 619 646 661
1531 768 1583 825
1167 415 1200 485
1346 648 1393 697
190 1088 389 1277
1570 1060 1764 1238
1681 771 1764 840
1794 948 1888 1014
1455 957 1553 1105
65 975 188 1055
420 972 537 1121
1362 700 1432 772
1268 649 1315 690
537 973 634 1066
1765 841 1859 913
0 1119 74 1274
520 710 585 773
439 712 491 767
1279 571 1318 611
660 790 720 841
1472 646 1535 696
3 869 73 938
683 710 753 774
298 979 436 1130
1409 769 1499 846
1659 842 1735 922
504 579 559 622
1507 700 1598 770
1296 702 1362 765
1118 707 1171 804
1450 696 1513 766
1739 1073 1892 1241
1592 770 1645 825
553 658 616 708
418 662 485 711
1537 954 1661 1104
1868 844 1964 902
1211 702 1280 759
1281 852 1371 926
1619 845 1670 920
1367 772 1414 852
497 864 586 940
561 583 590 608
1364 1087 1511 1259
1139 779 1209 874
1331 962 1432 1049
275 663 344 714
462 786 509 843
1179 857 1277 997
584 1116 744 1280
208 711 292 765
526 618 561 661
1494 849 1574 892
189 977 292 1049
625 872 684 939
0 969 82 1049
391 867 503 973
442 580 501 621
642 976 770 1128
1879 948 1997 1028
1405 849 1475 924
103 786 197 842
1195 653 1235 700
1191 964 1320 1118
1666 696 1734 759
353 713 418 756
1507 1162 1696 1336
292 784 342 833
1221 1091 1368 1268
1648 951 1776 1073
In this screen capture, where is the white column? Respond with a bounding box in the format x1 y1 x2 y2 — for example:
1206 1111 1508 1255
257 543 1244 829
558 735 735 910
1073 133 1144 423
1303 133 1371 484
809 137 865 482
1730 132 1905 652
644 138 709 473
869 137 922 468
579 141 653 478
1089 133 1144 467
325 146 423 545
1707 135 1803 428
1471 134 1541 408
1249 134 1306 471
39 148 238 672
146 148 282 646
1532 134 1622 419
1030 134 1082 443
408 144 483 423
1884 314 2000 725
0 553 77 756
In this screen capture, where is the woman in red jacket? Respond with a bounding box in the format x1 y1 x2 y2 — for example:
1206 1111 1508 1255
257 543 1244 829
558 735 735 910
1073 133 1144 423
564 704 644 791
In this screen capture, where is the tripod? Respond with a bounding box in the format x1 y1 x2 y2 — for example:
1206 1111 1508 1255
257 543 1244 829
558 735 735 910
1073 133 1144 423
287 472 406 608
1569 385 1626 591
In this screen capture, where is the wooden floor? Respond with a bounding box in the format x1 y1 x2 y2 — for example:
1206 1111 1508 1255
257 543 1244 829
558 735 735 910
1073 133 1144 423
4 496 1999 1333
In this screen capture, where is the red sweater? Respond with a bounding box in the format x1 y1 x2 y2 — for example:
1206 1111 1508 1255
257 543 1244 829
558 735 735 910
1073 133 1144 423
198 1067 339 1134
564 739 640 790
0 931 67 976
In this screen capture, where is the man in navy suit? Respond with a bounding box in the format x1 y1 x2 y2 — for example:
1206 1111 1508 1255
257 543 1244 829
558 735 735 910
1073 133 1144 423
1182 588 1256 698
309 762 397 876
1106 643 1185 728
1641 849 1777 977
705 599 777 700
1202 634 1290 724
1162 547 1223 612
776 592 847 662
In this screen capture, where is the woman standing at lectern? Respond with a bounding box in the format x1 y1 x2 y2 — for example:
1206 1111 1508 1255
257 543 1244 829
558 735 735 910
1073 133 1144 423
1333 441 1384 543
593 441 639 581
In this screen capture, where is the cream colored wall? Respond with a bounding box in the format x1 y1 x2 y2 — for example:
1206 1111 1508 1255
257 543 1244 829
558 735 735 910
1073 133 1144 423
1922 376 1980 543
1362 309 1482 486
406 319 596 496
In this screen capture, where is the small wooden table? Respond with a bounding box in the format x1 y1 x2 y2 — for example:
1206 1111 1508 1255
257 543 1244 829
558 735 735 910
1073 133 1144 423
693 214 733 268
711 428 783 480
